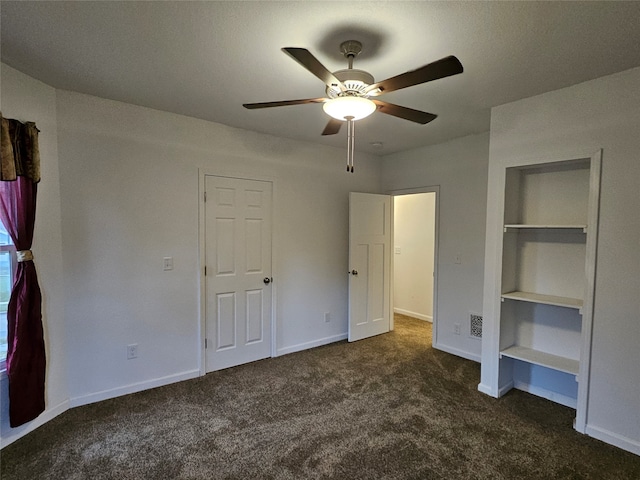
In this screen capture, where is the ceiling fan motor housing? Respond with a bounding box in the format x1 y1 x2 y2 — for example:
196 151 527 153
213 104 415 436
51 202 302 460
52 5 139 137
327 69 375 98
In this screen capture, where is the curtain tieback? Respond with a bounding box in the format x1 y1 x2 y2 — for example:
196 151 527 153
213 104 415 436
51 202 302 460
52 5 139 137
16 250 34 262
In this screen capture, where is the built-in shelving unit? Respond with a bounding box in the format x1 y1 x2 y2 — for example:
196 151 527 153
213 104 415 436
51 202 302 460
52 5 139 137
481 151 601 433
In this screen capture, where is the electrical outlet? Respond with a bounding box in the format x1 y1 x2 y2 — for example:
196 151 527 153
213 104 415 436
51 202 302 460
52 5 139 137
127 344 138 359
454 323 461 335
324 312 331 323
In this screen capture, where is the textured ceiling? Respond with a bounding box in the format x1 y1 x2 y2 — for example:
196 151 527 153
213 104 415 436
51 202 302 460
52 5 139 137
2 1 640 155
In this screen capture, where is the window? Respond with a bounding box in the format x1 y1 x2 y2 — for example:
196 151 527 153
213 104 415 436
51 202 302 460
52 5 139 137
0 221 16 370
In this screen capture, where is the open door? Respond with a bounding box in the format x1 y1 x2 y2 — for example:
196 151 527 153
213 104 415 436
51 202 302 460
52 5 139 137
348 192 392 342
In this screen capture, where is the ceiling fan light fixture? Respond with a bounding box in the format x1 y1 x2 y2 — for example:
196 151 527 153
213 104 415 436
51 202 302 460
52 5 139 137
322 96 376 121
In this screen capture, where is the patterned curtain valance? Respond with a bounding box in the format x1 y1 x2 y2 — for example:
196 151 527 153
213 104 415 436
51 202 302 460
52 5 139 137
0 112 41 183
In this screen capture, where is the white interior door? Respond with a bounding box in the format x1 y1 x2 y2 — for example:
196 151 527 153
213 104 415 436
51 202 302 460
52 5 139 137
205 176 272 372
348 192 392 342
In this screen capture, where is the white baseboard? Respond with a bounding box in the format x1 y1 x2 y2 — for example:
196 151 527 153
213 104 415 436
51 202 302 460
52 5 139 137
498 380 515 397
433 341 481 363
475 379 518 399
512 380 577 409
1 398 70 449
69 369 200 408
585 424 640 456
277 333 347 357
393 308 432 322
477 382 498 397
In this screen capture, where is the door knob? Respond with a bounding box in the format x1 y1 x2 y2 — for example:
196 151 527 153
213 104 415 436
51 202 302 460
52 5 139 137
263 277 272 284
350 270 358 276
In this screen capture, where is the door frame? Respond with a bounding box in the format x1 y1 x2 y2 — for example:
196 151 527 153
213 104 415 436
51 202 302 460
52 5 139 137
387 186 440 346
198 170 277 376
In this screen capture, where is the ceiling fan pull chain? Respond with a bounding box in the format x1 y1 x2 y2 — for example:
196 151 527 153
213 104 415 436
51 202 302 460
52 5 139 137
350 119 355 172
346 117 355 173
346 118 350 171
346 117 351 171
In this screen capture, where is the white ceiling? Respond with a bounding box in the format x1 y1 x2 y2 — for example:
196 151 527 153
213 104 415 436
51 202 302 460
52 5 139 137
2 1 640 155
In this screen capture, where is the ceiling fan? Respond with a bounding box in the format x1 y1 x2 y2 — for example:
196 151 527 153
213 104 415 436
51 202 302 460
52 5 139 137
243 40 463 172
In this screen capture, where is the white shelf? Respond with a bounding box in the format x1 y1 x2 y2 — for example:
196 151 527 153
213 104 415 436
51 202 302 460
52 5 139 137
500 345 579 376
504 224 587 232
501 291 583 311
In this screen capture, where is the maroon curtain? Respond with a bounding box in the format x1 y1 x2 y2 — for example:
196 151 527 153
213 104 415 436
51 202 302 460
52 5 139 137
0 115 45 427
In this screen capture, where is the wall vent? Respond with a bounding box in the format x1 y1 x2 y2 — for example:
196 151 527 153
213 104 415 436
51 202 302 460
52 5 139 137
470 313 483 338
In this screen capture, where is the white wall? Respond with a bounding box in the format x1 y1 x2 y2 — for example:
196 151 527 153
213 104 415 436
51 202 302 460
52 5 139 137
55 90 382 404
393 193 435 321
0 65 68 447
482 67 640 455
381 133 489 361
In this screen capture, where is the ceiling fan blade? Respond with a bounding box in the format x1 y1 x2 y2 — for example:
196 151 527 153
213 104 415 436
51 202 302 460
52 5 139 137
243 98 327 109
321 118 343 136
372 100 437 124
365 56 463 96
282 47 346 91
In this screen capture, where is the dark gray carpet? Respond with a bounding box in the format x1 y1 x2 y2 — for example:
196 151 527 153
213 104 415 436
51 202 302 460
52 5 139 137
1 315 639 479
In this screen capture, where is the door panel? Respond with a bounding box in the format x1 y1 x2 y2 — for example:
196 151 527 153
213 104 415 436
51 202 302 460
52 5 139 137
216 218 236 275
352 244 369 326
369 243 386 322
349 192 391 341
216 293 236 350
245 219 263 272
245 289 263 344
205 176 272 371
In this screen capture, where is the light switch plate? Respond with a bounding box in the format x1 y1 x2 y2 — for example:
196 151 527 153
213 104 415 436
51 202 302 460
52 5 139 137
163 256 173 271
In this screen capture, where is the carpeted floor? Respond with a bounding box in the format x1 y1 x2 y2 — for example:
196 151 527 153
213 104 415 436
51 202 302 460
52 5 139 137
1 315 639 479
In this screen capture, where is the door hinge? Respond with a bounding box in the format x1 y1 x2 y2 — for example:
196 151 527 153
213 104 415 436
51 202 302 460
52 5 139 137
204 191 207 202
205 338 207 349
204 265 207 276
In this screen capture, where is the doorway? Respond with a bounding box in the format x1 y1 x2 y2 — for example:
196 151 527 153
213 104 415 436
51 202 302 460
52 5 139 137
392 190 438 345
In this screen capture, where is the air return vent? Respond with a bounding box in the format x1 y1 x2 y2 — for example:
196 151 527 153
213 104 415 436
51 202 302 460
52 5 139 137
470 314 483 338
